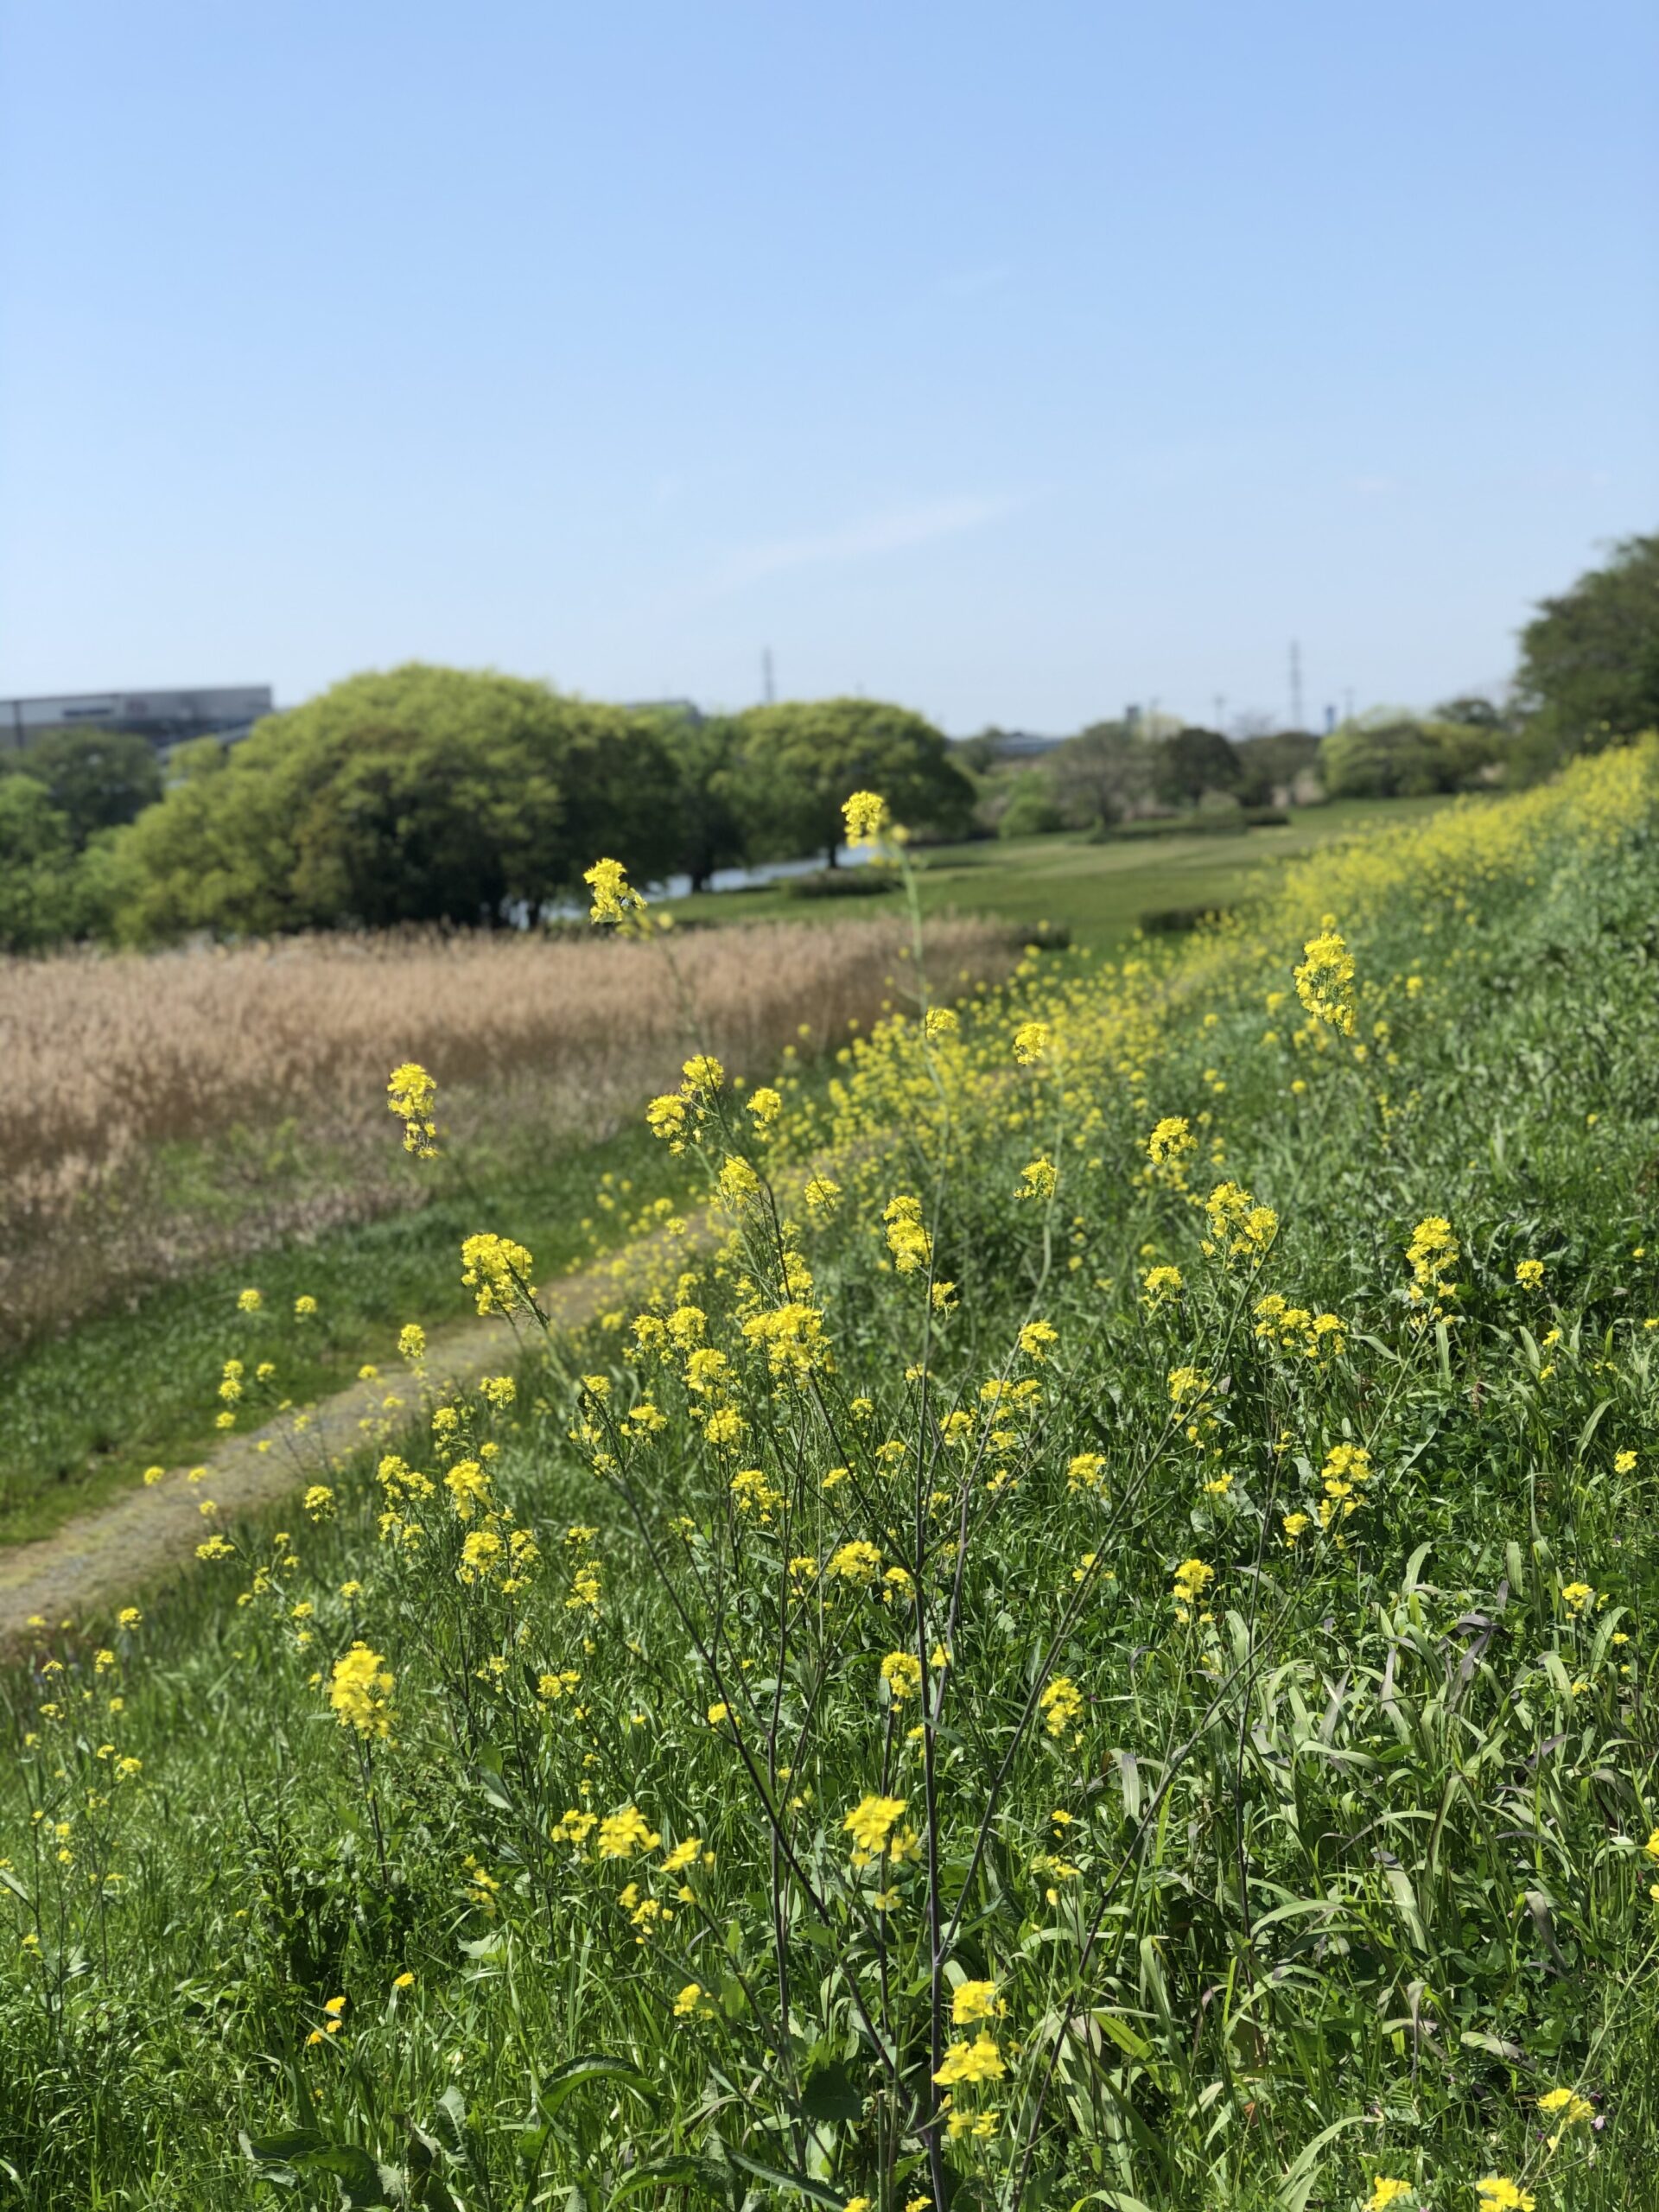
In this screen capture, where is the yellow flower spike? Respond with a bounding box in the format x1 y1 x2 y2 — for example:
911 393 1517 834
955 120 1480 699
842 790 889 845
843 1793 906 1854
386 1062 440 1158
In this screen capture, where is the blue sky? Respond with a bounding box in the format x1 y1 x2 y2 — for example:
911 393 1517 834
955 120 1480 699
2 3 1654 733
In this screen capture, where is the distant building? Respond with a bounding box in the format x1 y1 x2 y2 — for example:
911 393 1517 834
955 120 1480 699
950 728 1063 761
0 685 273 755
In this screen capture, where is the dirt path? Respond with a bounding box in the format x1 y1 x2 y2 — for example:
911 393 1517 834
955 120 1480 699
0 1242 674 1655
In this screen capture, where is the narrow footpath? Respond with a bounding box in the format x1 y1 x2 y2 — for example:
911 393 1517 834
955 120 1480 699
0 1239 675 1654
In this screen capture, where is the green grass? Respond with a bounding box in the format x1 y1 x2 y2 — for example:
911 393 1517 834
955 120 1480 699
663 796 1461 949
6 751 1659 2207
0 1118 690 1546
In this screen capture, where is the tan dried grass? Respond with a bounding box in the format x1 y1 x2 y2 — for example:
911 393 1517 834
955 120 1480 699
2 916 1014 1344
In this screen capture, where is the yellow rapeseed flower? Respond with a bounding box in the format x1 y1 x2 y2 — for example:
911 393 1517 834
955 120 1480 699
387 1063 439 1157
328 1643 394 1738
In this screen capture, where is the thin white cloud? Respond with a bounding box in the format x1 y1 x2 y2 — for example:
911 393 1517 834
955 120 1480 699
702 495 1015 597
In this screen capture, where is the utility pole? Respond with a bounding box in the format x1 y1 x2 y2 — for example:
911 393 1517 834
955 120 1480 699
761 648 775 706
1213 694 1226 734
1288 641 1304 732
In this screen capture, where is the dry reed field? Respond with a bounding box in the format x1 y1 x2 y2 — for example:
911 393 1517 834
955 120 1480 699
1 916 1014 1344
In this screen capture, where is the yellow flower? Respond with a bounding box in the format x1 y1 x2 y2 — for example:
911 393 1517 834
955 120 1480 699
294 1294 319 1317
1614 1449 1637 1474
392 1971 415 1990
1367 2183 1412 2211
303 1484 335 1522
747 1086 783 1125
1018 1319 1058 1359
328 1643 394 1738
673 1982 713 2019
681 1053 725 1095
1172 1558 1214 1605
830 1541 883 1585
236 1287 263 1313
842 790 889 844
1039 1676 1084 1737
117 1606 142 1630
1013 1020 1051 1065
718 1155 760 1205
1538 2086 1593 2132
884 1193 932 1274
1146 1116 1195 1173
596 1806 661 1859
1560 1580 1594 1615
387 1062 440 1157
1475 2183 1533 2212
707 1702 730 1726
933 2032 1006 2085
923 1005 958 1039
1641 1826 1659 1863
880 1650 924 1703
583 856 650 931
1018 1156 1057 1201
951 1979 1002 2024
1515 1258 1544 1288
1281 1512 1310 1544
843 1793 907 1854
1294 925 1357 1034
460 1233 535 1316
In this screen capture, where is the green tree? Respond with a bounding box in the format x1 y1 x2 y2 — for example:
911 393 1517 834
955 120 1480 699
1513 533 1659 774
102 665 683 942
1153 726 1241 808
10 727 162 846
0 779 80 950
1047 721 1155 829
651 710 750 892
729 698 973 864
1234 730 1322 807
1319 715 1498 799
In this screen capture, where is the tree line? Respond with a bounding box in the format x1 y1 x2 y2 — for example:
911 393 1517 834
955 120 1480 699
1 530 1655 950
0 674 974 948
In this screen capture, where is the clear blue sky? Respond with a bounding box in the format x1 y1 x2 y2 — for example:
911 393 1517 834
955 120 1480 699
2 3 1654 734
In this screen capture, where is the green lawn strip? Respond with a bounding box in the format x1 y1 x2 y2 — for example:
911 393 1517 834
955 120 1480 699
660 794 1459 948
0 1118 688 1548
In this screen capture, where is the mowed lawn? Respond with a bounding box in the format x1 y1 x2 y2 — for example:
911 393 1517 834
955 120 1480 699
662 795 1462 950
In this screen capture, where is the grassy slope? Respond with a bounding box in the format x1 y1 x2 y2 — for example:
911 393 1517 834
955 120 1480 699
0 798 1444 1548
663 796 1459 948
6 758 1659 2206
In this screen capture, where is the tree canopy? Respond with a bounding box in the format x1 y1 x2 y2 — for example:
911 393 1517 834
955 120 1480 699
5 727 163 847
102 665 683 941
1513 532 1659 773
728 698 973 862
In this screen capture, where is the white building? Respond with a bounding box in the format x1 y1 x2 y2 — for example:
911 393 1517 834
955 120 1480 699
0 685 273 754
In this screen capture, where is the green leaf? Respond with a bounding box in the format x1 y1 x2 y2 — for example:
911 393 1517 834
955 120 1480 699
799 2059 863 2125
242 2129 326 2165
306 2145 397 2209
0 1870 29 1904
1274 2115 1375 2211
608 2156 728 2207
541 2055 657 2119
723 2145 843 2205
